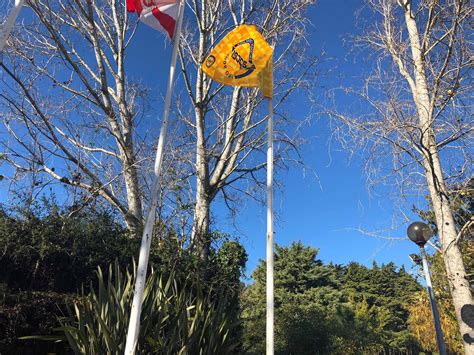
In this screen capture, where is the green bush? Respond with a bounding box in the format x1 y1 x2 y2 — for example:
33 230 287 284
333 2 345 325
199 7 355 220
0 204 137 293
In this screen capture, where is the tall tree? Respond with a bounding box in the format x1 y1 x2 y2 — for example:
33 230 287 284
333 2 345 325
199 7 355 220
241 242 347 354
177 0 317 257
0 0 150 235
330 0 473 350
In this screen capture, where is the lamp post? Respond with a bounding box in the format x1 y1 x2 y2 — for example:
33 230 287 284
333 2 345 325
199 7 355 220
407 222 447 355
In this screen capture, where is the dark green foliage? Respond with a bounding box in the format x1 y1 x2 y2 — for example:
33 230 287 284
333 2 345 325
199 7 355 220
0 202 136 353
0 200 247 353
242 241 423 354
340 262 422 353
242 242 353 354
0 203 136 293
209 237 248 351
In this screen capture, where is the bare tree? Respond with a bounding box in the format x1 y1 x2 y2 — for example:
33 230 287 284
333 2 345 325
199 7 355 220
0 0 187 236
178 0 317 258
330 0 473 351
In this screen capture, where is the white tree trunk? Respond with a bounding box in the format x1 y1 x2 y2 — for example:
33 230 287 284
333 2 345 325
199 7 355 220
123 160 143 235
192 105 211 257
192 180 211 258
403 5 473 353
190 27 212 258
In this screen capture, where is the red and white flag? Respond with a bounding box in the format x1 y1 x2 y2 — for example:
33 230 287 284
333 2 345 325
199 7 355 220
127 0 178 39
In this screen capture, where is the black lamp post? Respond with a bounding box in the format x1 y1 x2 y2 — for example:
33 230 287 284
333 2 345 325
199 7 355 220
407 222 447 355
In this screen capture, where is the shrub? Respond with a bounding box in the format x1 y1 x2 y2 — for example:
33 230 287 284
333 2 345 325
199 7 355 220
57 262 239 354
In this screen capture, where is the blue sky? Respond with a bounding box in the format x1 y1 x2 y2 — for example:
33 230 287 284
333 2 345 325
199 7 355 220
1 0 432 278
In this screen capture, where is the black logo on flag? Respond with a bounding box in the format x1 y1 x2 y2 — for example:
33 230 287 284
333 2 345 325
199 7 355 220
224 38 256 79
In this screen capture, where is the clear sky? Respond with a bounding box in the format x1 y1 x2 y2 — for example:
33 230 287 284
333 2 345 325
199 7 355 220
1 0 432 278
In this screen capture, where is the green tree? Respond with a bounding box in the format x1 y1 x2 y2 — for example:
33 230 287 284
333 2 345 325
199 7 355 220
341 262 422 353
241 241 423 354
241 242 352 354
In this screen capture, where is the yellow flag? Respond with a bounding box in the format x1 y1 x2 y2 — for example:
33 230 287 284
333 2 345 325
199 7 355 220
201 25 273 98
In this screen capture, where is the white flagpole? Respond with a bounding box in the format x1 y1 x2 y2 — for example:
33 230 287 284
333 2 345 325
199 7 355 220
266 97 274 355
124 1 185 353
0 0 25 54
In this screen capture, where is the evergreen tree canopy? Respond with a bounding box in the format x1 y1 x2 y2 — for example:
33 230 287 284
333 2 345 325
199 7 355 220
242 241 423 354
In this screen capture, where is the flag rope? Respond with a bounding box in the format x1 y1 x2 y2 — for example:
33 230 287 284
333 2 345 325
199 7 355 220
0 0 25 55
124 1 185 353
266 97 274 355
